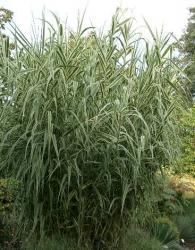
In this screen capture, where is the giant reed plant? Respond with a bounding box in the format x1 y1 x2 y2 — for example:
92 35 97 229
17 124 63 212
0 9 187 246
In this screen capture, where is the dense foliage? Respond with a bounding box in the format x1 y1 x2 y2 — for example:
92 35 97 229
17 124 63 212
0 9 187 248
0 178 20 249
177 105 195 176
179 7 195 92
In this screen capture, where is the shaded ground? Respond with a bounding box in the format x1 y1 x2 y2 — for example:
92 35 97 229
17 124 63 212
186 242 195 250
170 174 195 199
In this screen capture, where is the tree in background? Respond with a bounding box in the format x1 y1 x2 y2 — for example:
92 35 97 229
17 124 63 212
0 6 14 56
180 7 195 93
0 7 13 30
0 7 14 106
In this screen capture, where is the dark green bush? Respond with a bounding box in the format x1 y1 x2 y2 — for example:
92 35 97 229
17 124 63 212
177 106 195 176
0 178 19 213
173 198 195 242
152 217 179 245
121 227 163 250
153 176 187 216
22 235 85 250
0 178 20 249
173 215 195 242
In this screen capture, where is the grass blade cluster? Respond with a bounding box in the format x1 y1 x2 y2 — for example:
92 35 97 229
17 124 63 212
0 9 187 246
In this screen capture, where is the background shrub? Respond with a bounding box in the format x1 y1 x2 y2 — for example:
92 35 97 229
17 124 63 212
177 105 195 176
120 227 163 250
153 175 187 216
151 217 179 245
0 178 20 249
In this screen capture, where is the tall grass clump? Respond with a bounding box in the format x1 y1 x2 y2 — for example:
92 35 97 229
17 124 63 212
0 9 187 247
